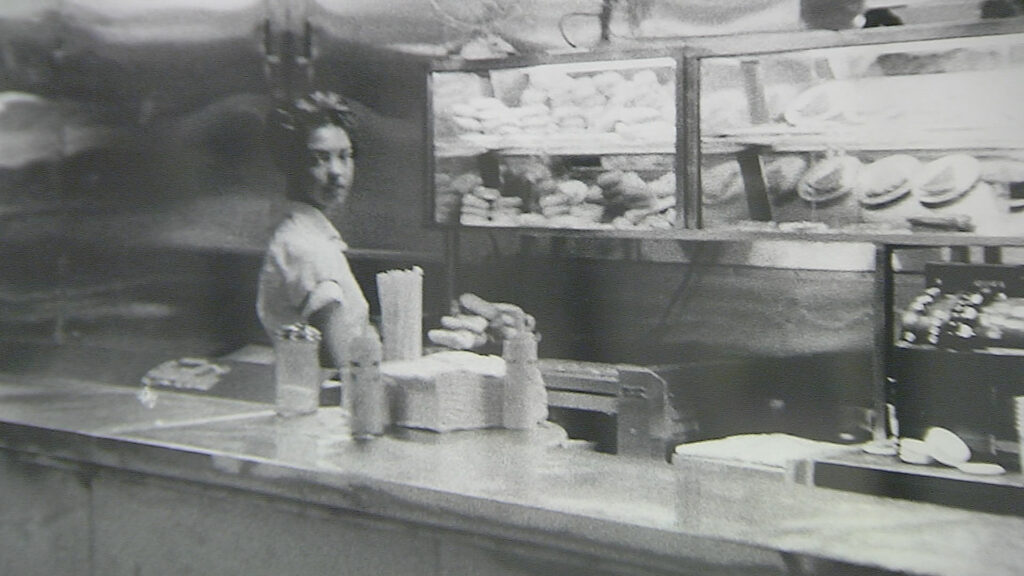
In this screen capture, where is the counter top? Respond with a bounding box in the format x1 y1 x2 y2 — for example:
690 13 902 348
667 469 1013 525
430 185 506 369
2 372 1024 576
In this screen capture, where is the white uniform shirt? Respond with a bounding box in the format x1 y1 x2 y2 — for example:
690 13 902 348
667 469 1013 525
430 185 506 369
256 202 369 340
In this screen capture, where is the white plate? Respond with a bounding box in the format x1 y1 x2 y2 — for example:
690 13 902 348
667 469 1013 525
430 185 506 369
898 438 934 465
956 462 1006 476
923 426 971 467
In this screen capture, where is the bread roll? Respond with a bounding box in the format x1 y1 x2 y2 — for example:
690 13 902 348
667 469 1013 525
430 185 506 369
451 116 483 132
459 205 491 219
427 328 485 350
592 71 626 95
557 179 589 204
764 156 808 204
451 173 483 195
518 87 548 107
494 196 523 209
700 160 744 206
459 214 490 226
856 154 920 208
539 193 571 208
913 154 981 207
441 314 489 334
784 82 849 127
471 185 501 202
459 293 500 319
797 155 862 203
461 194 491 210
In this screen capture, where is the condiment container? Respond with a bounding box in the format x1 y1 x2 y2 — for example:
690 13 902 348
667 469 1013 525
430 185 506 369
347 327 387 438
273 323 322 417
501 314 548 430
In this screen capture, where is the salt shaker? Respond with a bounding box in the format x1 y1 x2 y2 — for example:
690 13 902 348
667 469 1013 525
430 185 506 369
501 314 548 430
346 327 387 438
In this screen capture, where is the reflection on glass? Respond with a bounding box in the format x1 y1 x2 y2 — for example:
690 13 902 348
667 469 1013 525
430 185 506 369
2 1 275 368
699 33 1024 236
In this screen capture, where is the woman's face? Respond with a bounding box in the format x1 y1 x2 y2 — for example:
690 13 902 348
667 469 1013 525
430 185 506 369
305 124 354 210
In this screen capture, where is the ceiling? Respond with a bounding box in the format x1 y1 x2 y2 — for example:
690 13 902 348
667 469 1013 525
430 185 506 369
1 0 989 57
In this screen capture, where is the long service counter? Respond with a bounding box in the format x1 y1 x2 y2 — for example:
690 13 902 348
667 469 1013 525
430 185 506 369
2 372 1023 576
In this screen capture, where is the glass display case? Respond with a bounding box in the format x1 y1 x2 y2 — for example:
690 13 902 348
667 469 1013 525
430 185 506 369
430 53 680 231
694 24 1024 241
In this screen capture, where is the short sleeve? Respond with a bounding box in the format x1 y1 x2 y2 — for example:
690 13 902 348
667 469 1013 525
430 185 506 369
267 227 349 315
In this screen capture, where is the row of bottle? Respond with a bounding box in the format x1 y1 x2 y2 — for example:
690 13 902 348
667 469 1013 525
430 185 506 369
272 321 546 438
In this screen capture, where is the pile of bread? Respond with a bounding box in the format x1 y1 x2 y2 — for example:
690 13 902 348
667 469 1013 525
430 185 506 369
798 152 1020 219
698 151 1024 234
427 293 536 352
440 67 675 144
435 172 527 227
435 163 677 230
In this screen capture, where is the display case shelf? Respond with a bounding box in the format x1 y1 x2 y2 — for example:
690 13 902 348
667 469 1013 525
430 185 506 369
436 137 674 158
439 221 1024 248
702 128 1024 156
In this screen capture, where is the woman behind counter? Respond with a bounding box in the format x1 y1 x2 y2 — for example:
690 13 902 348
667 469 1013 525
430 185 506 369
257 91 371 369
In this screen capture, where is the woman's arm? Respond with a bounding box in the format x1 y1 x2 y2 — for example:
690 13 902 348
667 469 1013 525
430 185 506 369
308 299 348 369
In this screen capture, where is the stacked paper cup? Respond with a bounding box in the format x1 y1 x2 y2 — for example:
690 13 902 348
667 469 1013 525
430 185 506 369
376 266 424 361
1016 396 1024 473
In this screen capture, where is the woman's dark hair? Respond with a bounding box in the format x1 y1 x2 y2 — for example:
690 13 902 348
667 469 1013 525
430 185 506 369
265 91 359 201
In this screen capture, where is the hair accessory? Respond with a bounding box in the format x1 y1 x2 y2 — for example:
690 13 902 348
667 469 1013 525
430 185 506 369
270 107 296 132
297 91 346 112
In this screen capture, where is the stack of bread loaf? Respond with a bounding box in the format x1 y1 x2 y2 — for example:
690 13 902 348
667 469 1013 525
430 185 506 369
433 172 469 224
597 170 677 229
428 293 536 351
438 164 678 230
440 66 675 144
431 73 490 140
434 171 526 227
459 182 522 226
786 151 1022 234
447 97 523 139
523 178 605 228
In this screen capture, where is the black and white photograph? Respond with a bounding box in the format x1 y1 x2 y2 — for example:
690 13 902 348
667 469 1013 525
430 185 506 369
1 0 1023 574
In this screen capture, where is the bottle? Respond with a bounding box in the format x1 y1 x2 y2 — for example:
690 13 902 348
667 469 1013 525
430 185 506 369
273 323 323 417
346 327 387 438
501 313 548 430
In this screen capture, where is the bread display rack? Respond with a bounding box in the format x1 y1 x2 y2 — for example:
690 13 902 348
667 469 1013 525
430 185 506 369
689 20 1024 242
677 19 1024 461
429 51 682 233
